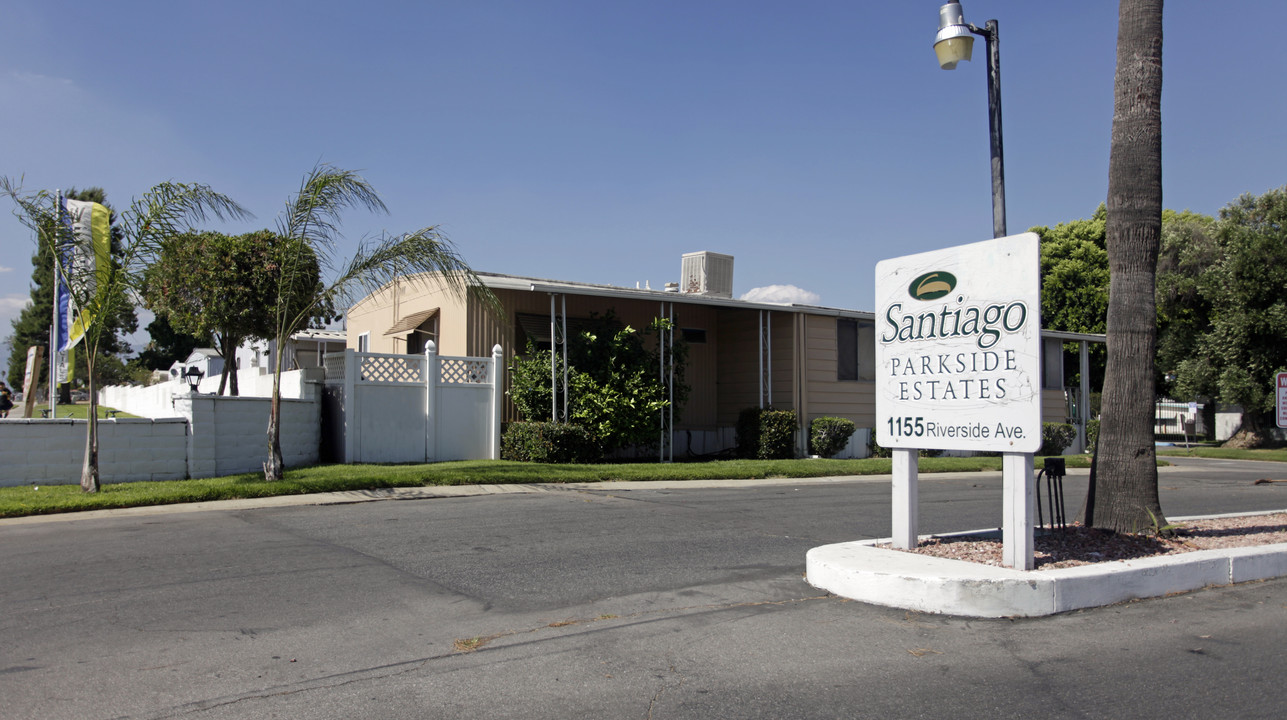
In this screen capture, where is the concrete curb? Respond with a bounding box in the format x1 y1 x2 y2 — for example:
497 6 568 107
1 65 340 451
806 510 1287 618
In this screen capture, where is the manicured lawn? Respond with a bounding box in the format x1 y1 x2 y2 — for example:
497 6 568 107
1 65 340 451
24 404 136 419
0 455 1089 519
1157 446 1287 462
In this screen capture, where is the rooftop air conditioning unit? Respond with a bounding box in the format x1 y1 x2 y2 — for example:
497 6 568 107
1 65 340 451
680 251 734 299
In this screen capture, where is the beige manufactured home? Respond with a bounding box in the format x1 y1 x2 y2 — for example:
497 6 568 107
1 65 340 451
344 252 1099 456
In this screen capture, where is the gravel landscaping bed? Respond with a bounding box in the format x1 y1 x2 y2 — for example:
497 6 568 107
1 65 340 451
888 512 1287 570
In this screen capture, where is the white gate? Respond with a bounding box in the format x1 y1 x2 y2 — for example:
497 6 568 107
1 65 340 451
323 343 503 463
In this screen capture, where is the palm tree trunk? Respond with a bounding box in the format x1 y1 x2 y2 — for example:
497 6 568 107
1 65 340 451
1089 0 1165 533
263 342 285 481
80 357 100 493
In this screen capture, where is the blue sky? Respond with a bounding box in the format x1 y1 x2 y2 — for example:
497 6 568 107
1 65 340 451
2 1 1285 359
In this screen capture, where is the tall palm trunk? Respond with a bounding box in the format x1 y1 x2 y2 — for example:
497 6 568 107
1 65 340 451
264 345 285 481
1088 0 1165 532
81 356 101 492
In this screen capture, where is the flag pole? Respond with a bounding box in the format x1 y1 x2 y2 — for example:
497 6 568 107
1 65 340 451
51 189 62 418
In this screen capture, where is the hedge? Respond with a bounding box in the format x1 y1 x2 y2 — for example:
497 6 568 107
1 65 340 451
500 421 600 463
736 407 798 459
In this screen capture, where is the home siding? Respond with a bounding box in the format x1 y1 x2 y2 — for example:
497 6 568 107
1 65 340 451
1041 389 1069 425
714 307 796 426
803 314 876 428
344 275 469 355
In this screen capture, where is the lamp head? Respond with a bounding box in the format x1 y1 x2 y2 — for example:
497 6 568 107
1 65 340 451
934 1 974 70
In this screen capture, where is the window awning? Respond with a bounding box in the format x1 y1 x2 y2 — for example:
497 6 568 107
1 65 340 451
384 308 439 336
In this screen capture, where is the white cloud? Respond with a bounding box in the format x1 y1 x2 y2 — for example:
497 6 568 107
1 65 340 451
739 284 821 305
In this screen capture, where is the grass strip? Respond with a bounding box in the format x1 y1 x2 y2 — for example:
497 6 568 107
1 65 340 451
0 455 1090 519
1157 447 1287 462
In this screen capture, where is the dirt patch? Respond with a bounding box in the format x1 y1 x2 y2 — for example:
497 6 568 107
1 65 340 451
884 512 1287 570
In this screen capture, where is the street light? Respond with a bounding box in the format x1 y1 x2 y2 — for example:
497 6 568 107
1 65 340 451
184 366 204 393
935 1 1006 239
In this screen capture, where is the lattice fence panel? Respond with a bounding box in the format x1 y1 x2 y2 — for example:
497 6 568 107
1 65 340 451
360 354 425 384
440 358 490 385
323 352 347 383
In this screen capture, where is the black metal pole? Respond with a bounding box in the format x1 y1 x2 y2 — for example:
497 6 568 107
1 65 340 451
975 20 1006 239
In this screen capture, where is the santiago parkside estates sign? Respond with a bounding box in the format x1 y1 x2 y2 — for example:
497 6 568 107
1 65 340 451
875 233 1042 453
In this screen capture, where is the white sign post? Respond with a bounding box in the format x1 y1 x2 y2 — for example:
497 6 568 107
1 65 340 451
875 233 1042 569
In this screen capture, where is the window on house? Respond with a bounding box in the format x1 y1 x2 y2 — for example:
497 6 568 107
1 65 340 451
681 328 707 344
516 313 595 353
838 318 875 381
406 316 439 355
357 332 370 353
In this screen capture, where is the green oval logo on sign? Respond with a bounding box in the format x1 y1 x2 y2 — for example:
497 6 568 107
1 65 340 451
908 271 956 300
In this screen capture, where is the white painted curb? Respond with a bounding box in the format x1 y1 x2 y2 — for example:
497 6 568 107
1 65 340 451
807 512 1287 618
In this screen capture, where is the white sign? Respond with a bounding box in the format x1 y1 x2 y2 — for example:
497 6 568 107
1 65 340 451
875 233 1042 453
1277 372 1287 429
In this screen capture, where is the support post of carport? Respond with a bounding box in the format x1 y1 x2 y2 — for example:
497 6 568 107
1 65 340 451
659 301 674 463
1079 340 1091 453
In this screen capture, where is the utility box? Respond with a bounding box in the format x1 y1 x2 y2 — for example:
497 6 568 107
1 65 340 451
681 251 734 298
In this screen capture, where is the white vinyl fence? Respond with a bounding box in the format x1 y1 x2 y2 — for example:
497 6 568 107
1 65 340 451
322 343 503 464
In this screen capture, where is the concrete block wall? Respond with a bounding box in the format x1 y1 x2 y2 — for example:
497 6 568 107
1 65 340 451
174 395 320 477
0 418 189 487
1 395 320 487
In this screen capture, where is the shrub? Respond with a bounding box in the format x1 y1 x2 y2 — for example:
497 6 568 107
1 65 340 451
1086 418 1100 451
500 422 599 463
1039 422 1078 456
507 311 690 454
759 410 798 459
810 417 856 458
737 407 798 459
866 432 943 458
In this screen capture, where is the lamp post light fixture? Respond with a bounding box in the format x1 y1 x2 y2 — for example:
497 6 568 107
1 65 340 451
935 1 1006 239
185 366 204 393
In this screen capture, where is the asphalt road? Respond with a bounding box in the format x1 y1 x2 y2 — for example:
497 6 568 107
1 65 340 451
2 458 1285 719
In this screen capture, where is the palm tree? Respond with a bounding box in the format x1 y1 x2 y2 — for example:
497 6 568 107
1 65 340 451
262 165 499 480
2 178 247 492
1088 0 1167 532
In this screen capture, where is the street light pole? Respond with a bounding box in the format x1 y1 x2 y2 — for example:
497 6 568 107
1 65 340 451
978 20 1005 239
932 2 1028 571
935 2 1006 239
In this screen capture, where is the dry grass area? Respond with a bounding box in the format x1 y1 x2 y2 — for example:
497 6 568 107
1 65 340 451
889 512 1287 570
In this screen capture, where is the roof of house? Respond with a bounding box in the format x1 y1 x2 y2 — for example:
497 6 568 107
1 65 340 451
184 348 221 362
473 271 879 319
291 329 347 342
358 271 1108 343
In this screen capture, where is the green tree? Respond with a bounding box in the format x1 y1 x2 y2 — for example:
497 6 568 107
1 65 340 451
1155 209 1217 396
133 314 206 373
509 311 689 457
1088 0 1167 533
4 188 138 396
1158 189 1287 444
3 178 246 491
143 230 321 395
261 165 498 481
1030 204 1109 388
